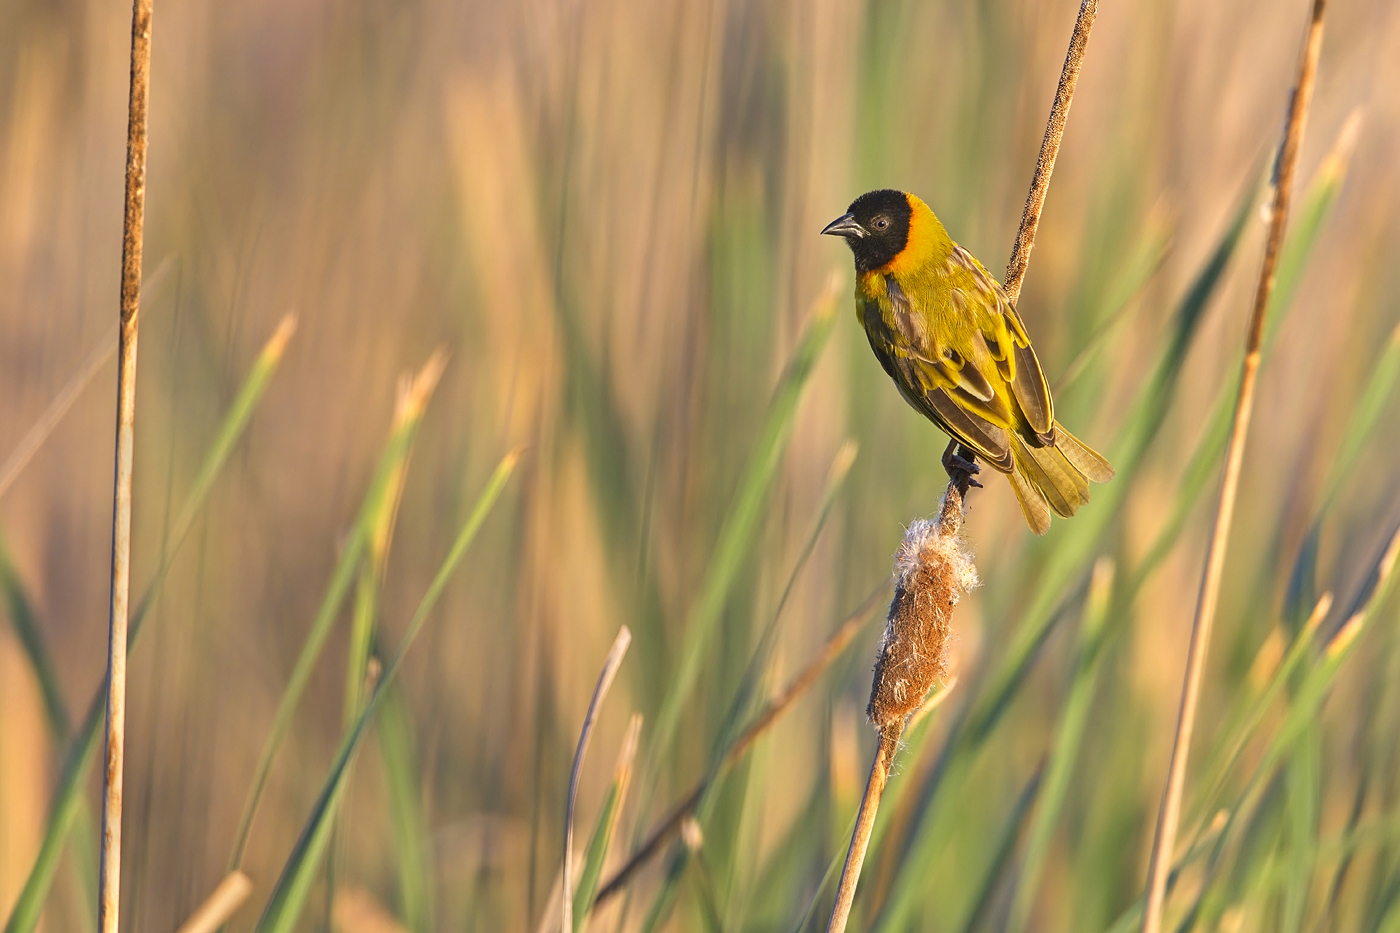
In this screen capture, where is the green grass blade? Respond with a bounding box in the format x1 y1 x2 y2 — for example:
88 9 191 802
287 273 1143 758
227 353 445 870
573 715 639 932
377 685 433 933
2 317 295 933
649 284 837 766
1188 596 1329 831
1055 214 1173 394
572 783 623 931
955 760 1048 933
1316 322 1400 518
697 440 858 792
1126 124 1357 612
0 534 100 932
1007 559 1115 933
0 532 70 742
252 452 516 933
1181 521 1400 927
787 810 860 933
1282 726 1322 933
1277 275 1393 672
345 564 381 726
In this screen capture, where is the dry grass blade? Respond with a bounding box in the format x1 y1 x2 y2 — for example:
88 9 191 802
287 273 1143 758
561 626 632 933
172 872 253 933
0 260 171 503
1139 3 1329 931
592 584 885 908
99 1 154 931
1003 0 1099 303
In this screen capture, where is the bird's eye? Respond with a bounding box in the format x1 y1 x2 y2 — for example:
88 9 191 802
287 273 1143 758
874 217 889 230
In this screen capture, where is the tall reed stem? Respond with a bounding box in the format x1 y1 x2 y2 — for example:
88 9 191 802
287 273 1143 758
1139 3 1328 931
99 1 153 931
821 5 1099 930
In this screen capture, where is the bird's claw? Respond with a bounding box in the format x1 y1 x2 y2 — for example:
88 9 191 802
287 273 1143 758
942 442 982 493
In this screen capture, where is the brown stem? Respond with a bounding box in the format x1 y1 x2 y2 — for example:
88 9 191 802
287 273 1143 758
1003 0 1099 304
824 725 904 933
99 1 153 932
1139 3 1328 932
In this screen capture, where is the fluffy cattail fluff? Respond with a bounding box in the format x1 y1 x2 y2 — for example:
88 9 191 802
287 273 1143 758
867 487 978 730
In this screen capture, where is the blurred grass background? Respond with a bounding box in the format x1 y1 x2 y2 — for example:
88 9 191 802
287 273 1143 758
2 0 1400 931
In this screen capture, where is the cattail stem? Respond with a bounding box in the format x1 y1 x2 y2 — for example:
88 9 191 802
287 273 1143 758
1004 0 1099 304
99 1 153 932
825 724 904 933
1139 3 1328 932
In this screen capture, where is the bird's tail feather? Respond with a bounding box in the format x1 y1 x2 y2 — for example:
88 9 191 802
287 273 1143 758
1055 423 1115 483
1006 423 1114 535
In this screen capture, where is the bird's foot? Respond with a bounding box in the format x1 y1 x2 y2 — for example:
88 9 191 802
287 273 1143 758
942 441 983 494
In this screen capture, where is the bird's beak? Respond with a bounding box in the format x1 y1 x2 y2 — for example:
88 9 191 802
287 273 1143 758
821 212 866 239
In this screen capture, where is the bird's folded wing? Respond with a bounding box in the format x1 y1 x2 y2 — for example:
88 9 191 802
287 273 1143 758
950 245 1058 445
998 303 1055 444
868 285 1015 472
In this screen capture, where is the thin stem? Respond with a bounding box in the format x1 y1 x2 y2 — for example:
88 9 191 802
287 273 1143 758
1003 0 1099 303
99 1 153 932
825 725 904 933
561 627 632 933
816 4 1104 927
1139 3 1328 932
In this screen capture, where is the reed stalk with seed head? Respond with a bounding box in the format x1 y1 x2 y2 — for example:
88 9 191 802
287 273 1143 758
825 488 978 933
823 2 1098 928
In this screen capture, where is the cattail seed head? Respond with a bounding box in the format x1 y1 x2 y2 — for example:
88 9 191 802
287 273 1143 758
867 488 978 730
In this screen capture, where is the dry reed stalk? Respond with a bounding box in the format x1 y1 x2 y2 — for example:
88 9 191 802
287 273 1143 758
171 872 253 933
1139 3 1329 931
822 3 1099 927
561 627 631 933
591 584 887 908
99 1 153 931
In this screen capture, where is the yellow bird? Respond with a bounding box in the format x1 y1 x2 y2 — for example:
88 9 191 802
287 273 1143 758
823 189 1113 534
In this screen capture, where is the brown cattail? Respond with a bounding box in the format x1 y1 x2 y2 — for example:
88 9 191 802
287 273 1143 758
867 486 978 730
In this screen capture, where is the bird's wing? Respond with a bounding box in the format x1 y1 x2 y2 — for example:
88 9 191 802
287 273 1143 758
950 245 1056 444
1000 303 1055 443
862 287 1014 472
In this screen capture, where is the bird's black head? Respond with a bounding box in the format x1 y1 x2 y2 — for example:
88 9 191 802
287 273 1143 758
821 189 913 273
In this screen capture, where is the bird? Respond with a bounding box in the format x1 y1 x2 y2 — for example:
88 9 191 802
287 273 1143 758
822 188 1113 535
